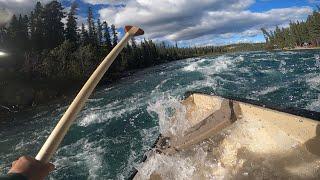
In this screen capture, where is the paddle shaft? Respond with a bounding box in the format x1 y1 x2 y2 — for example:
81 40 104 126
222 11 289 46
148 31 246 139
36 27 139 163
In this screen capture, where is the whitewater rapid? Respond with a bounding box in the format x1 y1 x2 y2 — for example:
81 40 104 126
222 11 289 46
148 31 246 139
0 50 319 179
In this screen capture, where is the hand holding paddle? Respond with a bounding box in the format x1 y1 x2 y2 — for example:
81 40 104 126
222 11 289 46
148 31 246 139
35 26 144 163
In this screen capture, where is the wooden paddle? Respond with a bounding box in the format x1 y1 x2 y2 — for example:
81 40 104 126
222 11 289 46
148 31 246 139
35 26 144 163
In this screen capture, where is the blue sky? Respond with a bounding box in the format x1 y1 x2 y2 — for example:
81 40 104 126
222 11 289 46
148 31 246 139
251 0 313 12
1 0 319 46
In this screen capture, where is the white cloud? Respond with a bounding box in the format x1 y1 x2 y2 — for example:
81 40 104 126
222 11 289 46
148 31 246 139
166 7 311 40
0 0 314 46
97 0 312 44
82 0 128 5
0 0 52 24
98 7 117 24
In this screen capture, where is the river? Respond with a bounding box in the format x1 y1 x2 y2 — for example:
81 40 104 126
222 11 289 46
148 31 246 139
0 50 319 179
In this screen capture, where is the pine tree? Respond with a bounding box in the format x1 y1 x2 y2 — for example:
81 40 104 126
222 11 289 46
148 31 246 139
261 9 320 49
65 2 78 43
18 14 29 51
0 27 8 49
308 11 320 46
103 21 112 51
43 0 65 49
300 22 310 44
80 23 89 45
7 14 19 49
97 19 103 45
131 37 137 49
111 24 118 47
87 7 96 45
30 2 44 51
261 28 270 44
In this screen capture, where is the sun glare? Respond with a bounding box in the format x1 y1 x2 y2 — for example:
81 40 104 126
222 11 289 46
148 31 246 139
0 51 8 57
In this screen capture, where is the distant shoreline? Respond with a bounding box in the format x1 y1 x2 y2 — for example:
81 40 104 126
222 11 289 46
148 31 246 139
275 47 320 51
291 47 320 51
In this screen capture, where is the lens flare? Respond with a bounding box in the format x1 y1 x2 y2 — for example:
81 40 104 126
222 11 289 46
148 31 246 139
0 51 8 57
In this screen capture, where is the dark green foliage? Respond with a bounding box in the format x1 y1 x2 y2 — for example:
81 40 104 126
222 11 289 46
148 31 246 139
103 21 112 51
65 2 78 43
7 15 19 49
87 7 97 45
36 41 97 80
80 23 89 45
30 2 44 51
111 24 118 47
43 0 65 49
18 15 29 51
0 27 7 49
2 0 264 83
97 19 103 45
308 10 320 46
262 8 320 49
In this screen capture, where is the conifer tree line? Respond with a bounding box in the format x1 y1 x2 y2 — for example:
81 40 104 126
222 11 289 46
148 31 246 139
261 8 320 49
0 0 223 81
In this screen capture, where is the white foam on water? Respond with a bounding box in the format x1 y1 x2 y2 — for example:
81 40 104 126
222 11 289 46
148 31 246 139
104 86 114 91
151 79 170 95
306 74 320 91
117 126 160 180
15 128 51 152
182 62 199 72
179 55 244 92
254 57 268 61
53 138 106 180
210 55 238 73
136 151 196 180
147 95 190 137
181 58 206 72
256 86 281 96
278 51 299 55
260 69 275 74
87 98 104 103
300 57 312 61
278 60 287 74
77 94 147 127
307 94 320 112
78 113 100 127
181 55 238 74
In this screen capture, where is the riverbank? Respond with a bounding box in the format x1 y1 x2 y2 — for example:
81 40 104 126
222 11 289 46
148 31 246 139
0 43 265 119
282 47 320 51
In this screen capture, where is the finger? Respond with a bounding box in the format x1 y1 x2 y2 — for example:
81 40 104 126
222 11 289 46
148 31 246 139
46 163 55 172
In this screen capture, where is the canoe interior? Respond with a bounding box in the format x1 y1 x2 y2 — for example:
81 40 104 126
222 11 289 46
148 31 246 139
186 93 320 145
132 93 320 180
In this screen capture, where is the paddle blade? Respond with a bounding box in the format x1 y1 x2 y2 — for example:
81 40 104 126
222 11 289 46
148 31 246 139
125 25 144 36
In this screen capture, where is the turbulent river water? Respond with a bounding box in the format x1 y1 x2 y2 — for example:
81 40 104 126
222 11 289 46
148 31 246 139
1 50 320 179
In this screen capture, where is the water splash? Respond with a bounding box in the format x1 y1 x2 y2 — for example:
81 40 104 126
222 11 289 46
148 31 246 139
147 95 190 137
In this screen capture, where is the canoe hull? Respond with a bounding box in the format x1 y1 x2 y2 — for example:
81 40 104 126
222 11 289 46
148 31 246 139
132 93 320 179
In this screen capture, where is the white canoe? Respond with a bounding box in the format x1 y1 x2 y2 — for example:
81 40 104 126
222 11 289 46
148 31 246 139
132 93 320 179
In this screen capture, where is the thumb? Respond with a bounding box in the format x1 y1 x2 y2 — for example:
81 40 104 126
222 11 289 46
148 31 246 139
12 160 17 167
